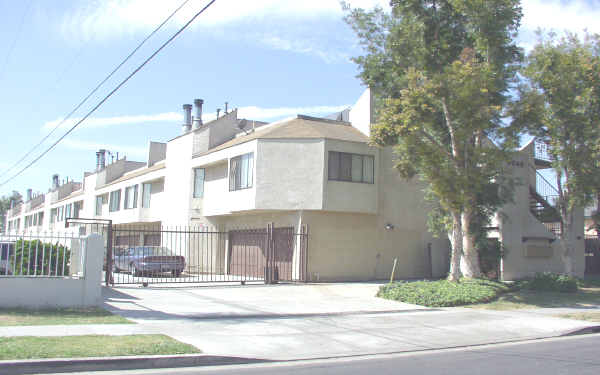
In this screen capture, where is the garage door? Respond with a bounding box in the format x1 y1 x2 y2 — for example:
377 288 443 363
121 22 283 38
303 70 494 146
228 227 295 281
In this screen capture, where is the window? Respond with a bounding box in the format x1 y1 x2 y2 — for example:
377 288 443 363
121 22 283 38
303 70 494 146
57 206 64 222
328 151 374 184
193 168 205 198
37 212 44 226
50 208 57 223
229 153 254 191
142 183 152 208
124 185 138 209
74 201 82 219
109 190 121 212
95 196 103 216
65 203 72 219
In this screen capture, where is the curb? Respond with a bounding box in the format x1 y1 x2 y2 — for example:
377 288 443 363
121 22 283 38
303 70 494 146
562 325 600 336
0 354 269 375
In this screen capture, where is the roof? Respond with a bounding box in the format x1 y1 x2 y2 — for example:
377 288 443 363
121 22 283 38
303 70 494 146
96 162 166 190
194 115 370 157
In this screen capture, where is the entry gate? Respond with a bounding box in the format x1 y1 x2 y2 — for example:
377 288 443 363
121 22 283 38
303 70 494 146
67 219 308 286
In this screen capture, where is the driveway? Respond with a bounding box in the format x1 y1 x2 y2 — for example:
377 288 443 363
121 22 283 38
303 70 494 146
102 283 597 361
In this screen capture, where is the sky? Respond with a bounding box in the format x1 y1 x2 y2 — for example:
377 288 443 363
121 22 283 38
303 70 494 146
0 0 599 198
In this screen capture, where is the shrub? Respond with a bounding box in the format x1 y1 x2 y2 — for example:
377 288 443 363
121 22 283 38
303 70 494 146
377 279 511 307
10 239 71 276
523 272 578 293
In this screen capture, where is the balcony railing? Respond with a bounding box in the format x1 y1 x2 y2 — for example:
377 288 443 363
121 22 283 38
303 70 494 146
534 139 553 163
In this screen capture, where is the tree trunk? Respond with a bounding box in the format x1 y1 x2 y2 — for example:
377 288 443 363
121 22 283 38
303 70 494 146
447 210 462 281
460 207 482 278
560 210 575 276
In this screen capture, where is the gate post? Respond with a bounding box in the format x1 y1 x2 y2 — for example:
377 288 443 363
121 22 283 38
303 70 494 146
265 223 274 284
105 221 113 286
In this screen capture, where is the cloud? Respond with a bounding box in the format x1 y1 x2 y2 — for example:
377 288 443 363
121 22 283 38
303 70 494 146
42 104 350 131
521 0 600 35
58 0 387 62
61 139 148 158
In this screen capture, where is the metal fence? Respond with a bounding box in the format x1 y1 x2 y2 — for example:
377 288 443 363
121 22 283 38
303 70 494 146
0 231 87 278
103 223 308 286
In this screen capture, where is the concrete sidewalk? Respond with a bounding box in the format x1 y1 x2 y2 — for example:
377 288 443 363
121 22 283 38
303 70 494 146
2 282 600 374
99 283 599 361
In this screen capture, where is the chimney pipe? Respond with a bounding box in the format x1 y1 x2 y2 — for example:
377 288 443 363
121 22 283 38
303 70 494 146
182 104 192 133
225 102 228 114
52 174 59 190
99 149 106 169
193 99 203 129
26 189 32 201
216 108 221 119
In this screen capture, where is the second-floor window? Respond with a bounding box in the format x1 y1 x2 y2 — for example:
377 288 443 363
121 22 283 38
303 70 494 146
95 196 103 216
328 151 375 184
65 203 72 219
142 183 151 208
109 190 121 212
193 168 205 198
124 185 138 209
229 153 254 191
50 208 57 223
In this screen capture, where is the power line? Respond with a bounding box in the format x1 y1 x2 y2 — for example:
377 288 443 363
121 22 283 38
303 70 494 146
0 0 218 188
0 0 32 86
0 0 195 180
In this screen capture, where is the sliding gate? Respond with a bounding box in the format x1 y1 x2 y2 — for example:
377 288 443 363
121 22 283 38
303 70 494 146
71 220 308 286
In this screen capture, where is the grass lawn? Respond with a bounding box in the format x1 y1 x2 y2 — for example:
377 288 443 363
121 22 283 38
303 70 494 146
0 308 131 326
0 335 200 360
557 312 600 322
469 278 600 310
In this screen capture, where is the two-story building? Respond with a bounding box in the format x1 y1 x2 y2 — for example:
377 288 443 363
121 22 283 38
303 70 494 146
4 89 585 281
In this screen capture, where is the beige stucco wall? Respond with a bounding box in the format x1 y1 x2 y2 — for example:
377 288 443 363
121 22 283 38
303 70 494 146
498 147 585 280
255 139 324 210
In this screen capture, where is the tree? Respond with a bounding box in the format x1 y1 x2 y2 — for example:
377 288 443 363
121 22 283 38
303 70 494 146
344 0 523 280
0 191 22 232
510 32 600 275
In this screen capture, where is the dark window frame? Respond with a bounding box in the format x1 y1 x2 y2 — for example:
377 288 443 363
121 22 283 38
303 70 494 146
229 153 254 191
328 151 375 184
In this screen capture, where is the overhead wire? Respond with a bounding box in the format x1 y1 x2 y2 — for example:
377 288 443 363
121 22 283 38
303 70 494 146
0 0 217 188
0 0 195 180
0 0 33 86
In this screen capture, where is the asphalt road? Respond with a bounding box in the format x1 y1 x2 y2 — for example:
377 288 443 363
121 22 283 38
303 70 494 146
67 333 600 375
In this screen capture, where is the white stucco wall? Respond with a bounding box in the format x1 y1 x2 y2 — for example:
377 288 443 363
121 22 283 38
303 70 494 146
0 234 104 308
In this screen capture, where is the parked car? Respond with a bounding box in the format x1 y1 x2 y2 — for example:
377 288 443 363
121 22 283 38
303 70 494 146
0 241 15 275
114 246 185 277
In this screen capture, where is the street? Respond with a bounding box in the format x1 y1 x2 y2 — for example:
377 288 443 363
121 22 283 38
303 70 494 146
62 333 600 375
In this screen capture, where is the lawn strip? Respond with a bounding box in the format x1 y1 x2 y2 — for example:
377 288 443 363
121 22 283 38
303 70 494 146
0 308 131 326
0 335 200 360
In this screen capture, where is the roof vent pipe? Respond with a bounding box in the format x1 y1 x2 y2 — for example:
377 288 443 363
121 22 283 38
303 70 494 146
97 149 106 170
26 189 32 201
224 102 228 114
216 108 221 119
193 99 203 129
182 104 192 133
52 174 59 190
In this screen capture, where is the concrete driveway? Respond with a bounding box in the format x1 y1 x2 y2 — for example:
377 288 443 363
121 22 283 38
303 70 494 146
102 283 597 361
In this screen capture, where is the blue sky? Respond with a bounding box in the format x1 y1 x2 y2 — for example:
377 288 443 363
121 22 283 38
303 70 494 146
0 0 599 197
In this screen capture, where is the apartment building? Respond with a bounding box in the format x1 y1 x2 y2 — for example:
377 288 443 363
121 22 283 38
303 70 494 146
3 89 585 281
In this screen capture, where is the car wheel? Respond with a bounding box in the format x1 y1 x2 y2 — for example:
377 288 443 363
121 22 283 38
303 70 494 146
172 270 181 277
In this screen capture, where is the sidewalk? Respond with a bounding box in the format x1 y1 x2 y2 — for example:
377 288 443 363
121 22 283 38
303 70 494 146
1 282 599 374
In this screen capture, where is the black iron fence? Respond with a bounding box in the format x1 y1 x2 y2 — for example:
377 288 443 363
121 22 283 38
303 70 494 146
585 235 600 275
89 222 309 286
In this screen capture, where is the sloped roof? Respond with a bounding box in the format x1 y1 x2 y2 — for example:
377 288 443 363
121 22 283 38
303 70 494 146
194 115 369 157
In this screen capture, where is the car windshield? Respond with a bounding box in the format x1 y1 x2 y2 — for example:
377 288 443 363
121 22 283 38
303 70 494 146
131 247 173 256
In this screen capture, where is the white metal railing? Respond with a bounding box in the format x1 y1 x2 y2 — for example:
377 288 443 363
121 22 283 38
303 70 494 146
0 231 87 278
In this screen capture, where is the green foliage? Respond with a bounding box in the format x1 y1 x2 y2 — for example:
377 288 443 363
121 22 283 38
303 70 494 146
521 272 578 293
0 191 22 232
11 239 70 276
510 32 600 212
344 1 524 279
377 278 511 307
476 238 505 279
